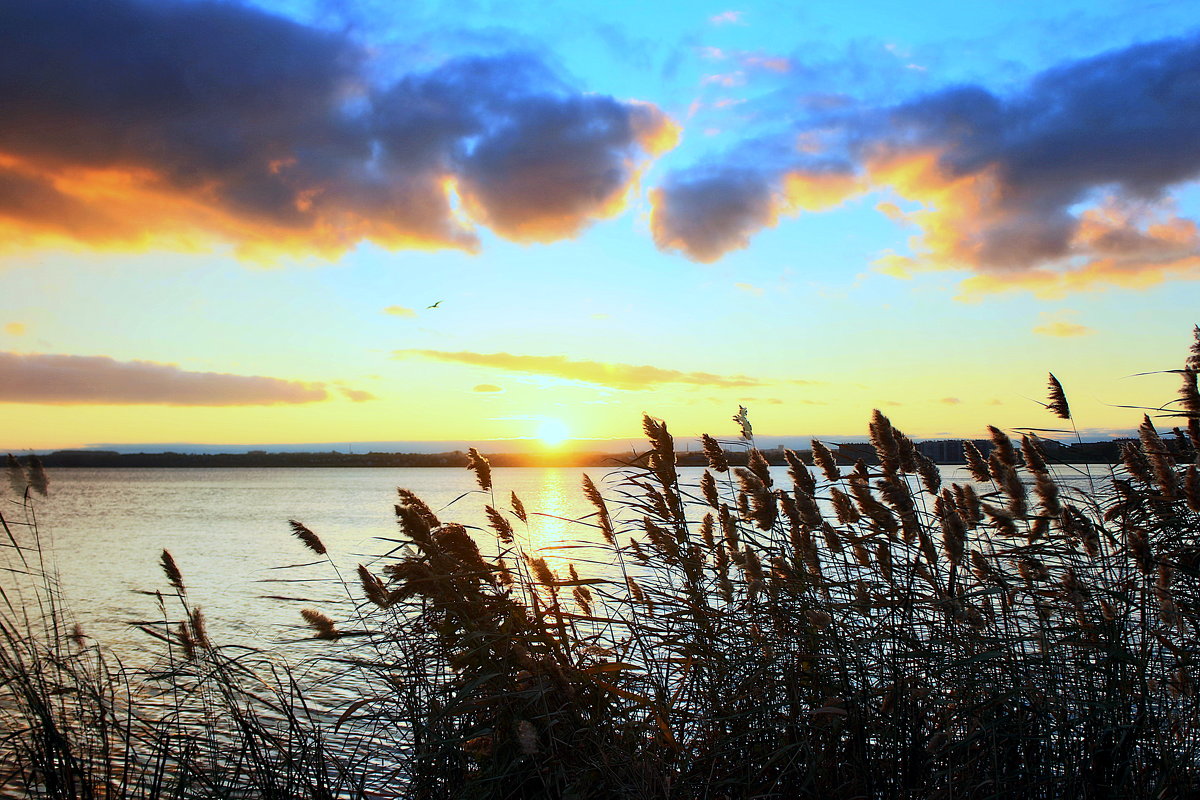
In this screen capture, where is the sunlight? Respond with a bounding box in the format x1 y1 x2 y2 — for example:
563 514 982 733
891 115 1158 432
536 418 570 447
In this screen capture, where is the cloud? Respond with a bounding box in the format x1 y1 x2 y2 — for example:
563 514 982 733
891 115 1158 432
650 164 858 261
1033 311 1095 338
0 352 342 405
4 323 25 336
473 383 504 392
394 350 764 389
339 387 376 402
383 305 418 318
734 282 764 296
710 11 745 26
940 397 962 405
0 0 676 258
651 34 1200 293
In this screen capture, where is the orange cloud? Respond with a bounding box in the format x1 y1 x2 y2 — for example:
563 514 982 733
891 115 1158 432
394 350 764 390
338 387 377 402
0 352 349 405
653 35 1200 293
0 1 676 258
4 323 26 336
383 305 418 318
1033 320 1095 338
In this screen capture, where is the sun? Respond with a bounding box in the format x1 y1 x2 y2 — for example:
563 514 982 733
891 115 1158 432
536 418 571 447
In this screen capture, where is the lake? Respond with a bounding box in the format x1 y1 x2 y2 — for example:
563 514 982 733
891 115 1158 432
2 462 1118 659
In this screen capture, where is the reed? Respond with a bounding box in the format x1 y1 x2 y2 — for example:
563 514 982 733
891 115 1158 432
4 327 1200 798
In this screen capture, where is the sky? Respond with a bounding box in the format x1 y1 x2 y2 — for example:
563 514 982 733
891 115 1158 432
2 0 1199 451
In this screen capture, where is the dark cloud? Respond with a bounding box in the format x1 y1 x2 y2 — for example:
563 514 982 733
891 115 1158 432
0 352 333 405
0 0 674 255
650 167 777 262
652 34 1200 293
395 350 764 389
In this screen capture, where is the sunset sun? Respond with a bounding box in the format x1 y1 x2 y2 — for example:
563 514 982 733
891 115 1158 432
536 418 571 447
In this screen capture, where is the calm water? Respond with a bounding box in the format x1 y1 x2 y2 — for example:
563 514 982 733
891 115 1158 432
3 463 1117 657
3 467 623 652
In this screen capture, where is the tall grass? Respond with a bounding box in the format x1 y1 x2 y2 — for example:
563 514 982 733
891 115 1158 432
3 328 1200 798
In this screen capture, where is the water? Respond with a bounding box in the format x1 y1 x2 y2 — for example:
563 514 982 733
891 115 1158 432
4 462 1118 654
3 467 627 652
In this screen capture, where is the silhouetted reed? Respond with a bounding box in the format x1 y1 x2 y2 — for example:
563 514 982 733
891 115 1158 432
4 327 1200 798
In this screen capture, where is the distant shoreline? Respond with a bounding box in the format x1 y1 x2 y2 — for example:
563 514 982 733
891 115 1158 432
22 445 1126 469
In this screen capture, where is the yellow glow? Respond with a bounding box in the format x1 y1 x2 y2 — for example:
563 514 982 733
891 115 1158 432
536 418 571 447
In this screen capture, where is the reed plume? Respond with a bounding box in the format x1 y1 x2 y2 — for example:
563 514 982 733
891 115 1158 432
1046 373 1071 419
466 447 492 492
701 433 729 472
160 549 185 593
358 564 392 608
5 454 22 495
963 441 991 483
581 473 615 545
510 491 528 523
289 519 327 555
810 439 840 482
485 505 515 543
300 608 339 639
732 404 753 441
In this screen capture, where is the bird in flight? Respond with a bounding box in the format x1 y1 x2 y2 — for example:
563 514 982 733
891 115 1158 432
427 301 442 309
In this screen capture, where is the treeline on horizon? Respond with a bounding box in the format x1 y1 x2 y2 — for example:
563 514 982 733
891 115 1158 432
9 438 1143 469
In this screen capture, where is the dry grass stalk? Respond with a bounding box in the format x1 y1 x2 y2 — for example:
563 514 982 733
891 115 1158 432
510 491 528 524
701 434 729 473
300 608 339 639
485 505 515 543
466 447 492 492
581 473 615 545
869 409 901 473
289 519 327 555
700 470 719 508
358 564 392 608
1021 434 1049 473
963 441 991 483
159 549 185 593
1139 415 1178 497
1046 373 1071 419
810 439 840 482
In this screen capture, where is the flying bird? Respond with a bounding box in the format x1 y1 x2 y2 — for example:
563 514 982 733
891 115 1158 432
426 301 442 309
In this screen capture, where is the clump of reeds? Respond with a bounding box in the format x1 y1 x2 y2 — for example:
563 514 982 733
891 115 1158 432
6 326 1200 799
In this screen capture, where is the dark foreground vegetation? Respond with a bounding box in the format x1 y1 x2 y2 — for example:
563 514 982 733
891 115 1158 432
3 328 1200 799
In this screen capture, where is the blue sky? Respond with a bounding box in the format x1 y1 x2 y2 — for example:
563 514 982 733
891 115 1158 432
1 0 1198 450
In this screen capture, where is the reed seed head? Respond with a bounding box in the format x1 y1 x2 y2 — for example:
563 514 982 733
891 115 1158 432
963 442 991 483
1046 373 1071 419
810 439 841 482
510 491 528 524
190 607 209 649
358 564 391 608
26 455 48 496
784 449 817 495
160 549 185 593
301 608 339 640
1021 434 1049 474
732 405 753 441
485 505 515 543
466 447 492 492
581 473 615 546
700 469 720 508
289 519 327 556
701 433 729 472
